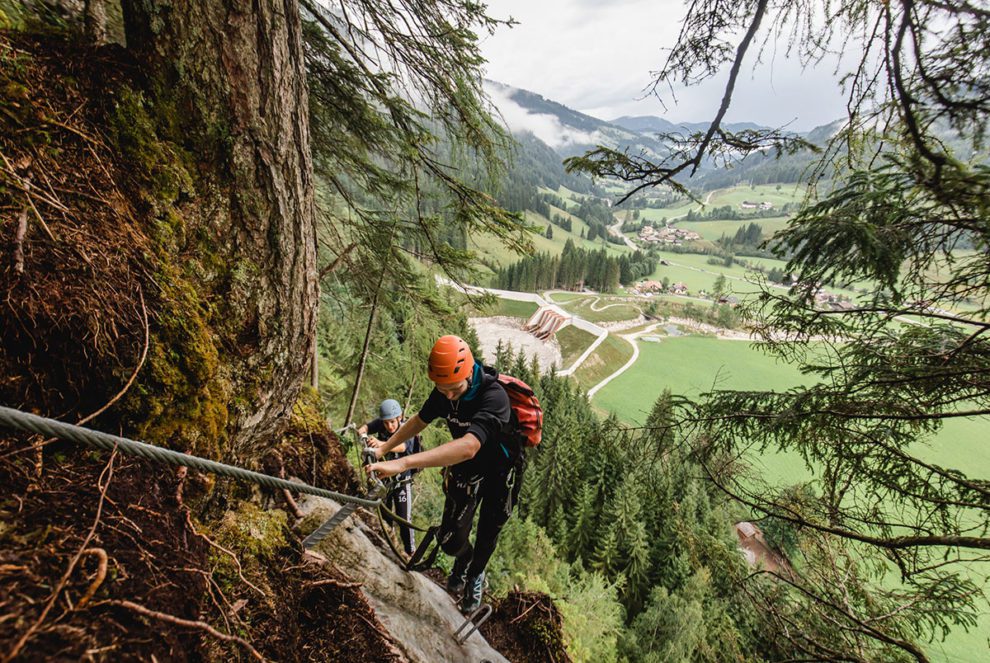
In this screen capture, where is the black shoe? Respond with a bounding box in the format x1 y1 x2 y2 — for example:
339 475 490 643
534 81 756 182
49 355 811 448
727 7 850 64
446 557 469 595
460 571 485 614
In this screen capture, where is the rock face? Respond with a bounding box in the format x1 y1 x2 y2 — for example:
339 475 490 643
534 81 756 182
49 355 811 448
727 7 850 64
298 495 508 663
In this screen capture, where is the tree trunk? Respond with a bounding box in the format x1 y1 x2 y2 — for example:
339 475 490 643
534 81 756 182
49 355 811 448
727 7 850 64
121 0 318 456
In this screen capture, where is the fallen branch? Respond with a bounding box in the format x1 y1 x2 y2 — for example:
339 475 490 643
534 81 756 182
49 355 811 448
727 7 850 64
0 157 58 241
109 599 266 662
276 460 303 519
509 597 543 624
304 577 363 590
3 451 116 663
12 206 28 274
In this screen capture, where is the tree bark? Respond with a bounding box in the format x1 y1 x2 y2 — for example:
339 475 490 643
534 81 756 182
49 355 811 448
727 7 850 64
121 0 318 455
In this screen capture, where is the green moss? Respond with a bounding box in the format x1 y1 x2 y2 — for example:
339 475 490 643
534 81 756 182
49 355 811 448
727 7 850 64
129 270 231 457
184 502 293 598
109 86 193 209
104 83 244 457
211 502 291 588
291 388 326 432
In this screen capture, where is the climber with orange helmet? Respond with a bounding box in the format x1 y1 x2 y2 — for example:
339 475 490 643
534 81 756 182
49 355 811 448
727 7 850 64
366 334 524 614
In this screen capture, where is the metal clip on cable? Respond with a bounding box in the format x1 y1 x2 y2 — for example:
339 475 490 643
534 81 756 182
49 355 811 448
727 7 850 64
303 442 386 549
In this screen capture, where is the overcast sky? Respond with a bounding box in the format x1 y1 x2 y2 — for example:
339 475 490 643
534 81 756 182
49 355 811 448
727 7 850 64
478 0 849 131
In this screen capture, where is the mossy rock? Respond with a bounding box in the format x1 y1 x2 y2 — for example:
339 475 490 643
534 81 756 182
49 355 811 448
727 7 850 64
215 501 291 562
207 501 292 597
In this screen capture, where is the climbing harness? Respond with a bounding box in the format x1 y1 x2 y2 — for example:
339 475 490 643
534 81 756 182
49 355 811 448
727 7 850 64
453 603 493 644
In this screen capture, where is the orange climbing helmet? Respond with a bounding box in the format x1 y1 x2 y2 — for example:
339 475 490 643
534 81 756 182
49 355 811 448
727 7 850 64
428 335 474 384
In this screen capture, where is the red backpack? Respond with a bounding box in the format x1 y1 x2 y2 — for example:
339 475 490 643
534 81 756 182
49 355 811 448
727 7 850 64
497 375 543 448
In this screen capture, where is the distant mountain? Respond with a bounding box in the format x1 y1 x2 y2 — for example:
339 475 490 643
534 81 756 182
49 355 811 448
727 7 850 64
802 119 844 145
485 81 859 195
486 81 669 160
501 84 609 135
610 115 768 136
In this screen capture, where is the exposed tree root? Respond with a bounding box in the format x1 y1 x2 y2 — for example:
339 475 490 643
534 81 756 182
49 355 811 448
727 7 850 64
107 599 266 662
74 548 108 610
3 451 116 663
182 509 266 598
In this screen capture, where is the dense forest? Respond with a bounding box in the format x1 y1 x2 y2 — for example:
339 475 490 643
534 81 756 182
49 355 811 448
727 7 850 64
493 241 658 292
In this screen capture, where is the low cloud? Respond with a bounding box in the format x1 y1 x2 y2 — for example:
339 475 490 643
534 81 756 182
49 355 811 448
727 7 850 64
486 82 603 149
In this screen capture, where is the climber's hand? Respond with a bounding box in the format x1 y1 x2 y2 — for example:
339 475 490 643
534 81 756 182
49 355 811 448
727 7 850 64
366 459 404 479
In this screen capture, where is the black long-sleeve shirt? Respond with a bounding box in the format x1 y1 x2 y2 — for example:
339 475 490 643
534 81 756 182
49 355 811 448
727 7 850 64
418 364 514 480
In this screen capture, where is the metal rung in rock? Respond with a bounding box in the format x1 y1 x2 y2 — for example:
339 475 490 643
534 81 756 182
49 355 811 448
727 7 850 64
302 502 360 549
453 603 493 645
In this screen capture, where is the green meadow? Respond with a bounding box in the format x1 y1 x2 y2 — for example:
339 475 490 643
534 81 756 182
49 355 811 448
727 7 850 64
675 216 791 242
469 209 627 269
555 324 597 368
631 184 804 225
572 333 634 391
646 251 779 295
591 334 990 663
559 297 642 324
545 291 588 303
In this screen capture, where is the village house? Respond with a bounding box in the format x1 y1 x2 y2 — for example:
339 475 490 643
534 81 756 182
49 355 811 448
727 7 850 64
638 224 702 246
740 200 774 210
635 279 666 294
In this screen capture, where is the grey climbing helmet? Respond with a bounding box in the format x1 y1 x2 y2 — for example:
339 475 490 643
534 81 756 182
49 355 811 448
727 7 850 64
379 398 402 420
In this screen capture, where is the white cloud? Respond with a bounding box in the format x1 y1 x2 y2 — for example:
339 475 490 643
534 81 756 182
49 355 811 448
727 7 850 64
485 82 604 148
479 0 848 131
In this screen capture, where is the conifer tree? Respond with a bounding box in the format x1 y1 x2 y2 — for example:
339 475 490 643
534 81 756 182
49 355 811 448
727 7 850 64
567 482 602 559
622 518 653 615
593 527 621 577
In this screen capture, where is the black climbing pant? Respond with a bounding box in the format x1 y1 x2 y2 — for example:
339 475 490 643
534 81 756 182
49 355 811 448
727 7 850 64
387 480 415 555
438 460 524 578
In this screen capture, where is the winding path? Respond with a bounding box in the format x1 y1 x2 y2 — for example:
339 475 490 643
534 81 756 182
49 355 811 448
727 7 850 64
586 323 662 399
458 281 758 397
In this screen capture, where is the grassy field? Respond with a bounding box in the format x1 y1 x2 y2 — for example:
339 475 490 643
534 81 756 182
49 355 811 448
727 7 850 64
469 208 628 269
648 251 778 295
545 291 588 304
632 184 803 226
554 185 582 204
572 333 634 391
495 298 539 319
646 250 873 300
547 204 628 257
675 216 792 242
594 336 808 420
560 297 642 323
555 325 597 369
591 335 990 662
